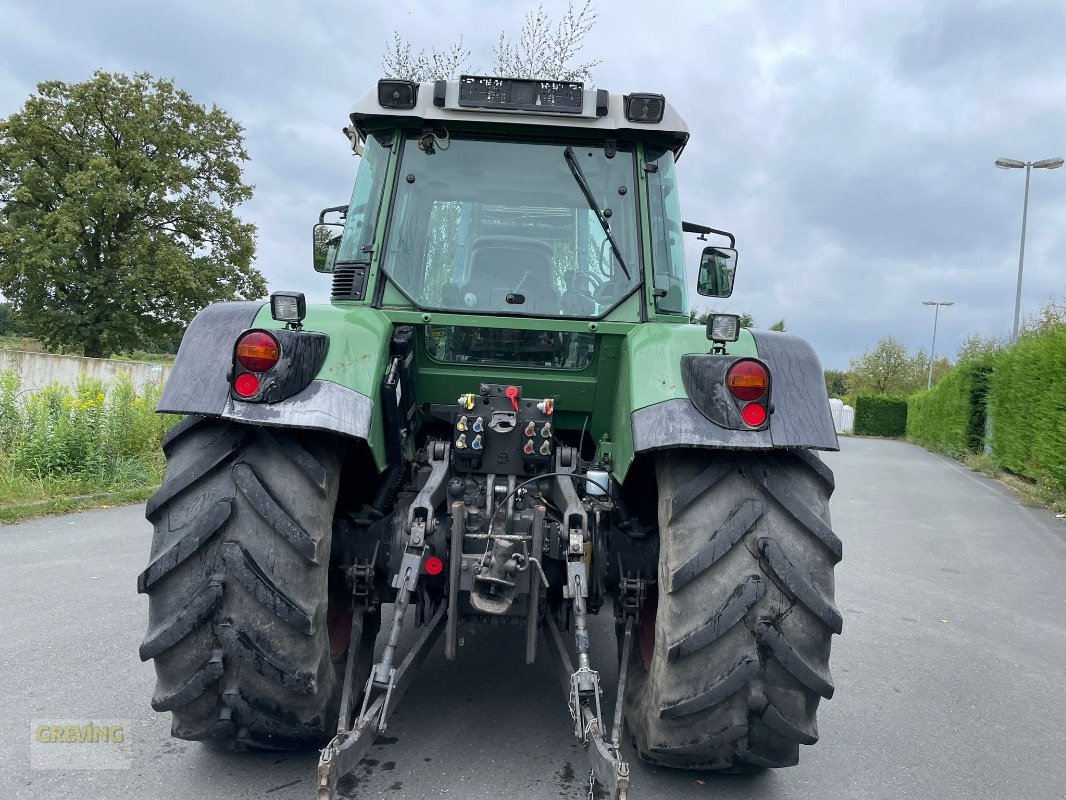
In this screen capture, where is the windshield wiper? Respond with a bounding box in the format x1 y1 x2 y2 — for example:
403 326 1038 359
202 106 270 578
563 146 631 281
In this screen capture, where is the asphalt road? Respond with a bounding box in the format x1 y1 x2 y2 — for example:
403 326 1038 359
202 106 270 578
2 437 1065 800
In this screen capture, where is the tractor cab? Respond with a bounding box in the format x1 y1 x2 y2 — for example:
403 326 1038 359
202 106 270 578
313 76 724 335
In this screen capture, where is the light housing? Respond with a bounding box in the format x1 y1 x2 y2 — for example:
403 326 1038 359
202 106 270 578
271 291 306 325
235 330 280 373
727 360 770 401
377 79 418 109
706 313 740 342
995 158 1026 169
624 93 666 123
457 75 584 114
1033 157 1065 170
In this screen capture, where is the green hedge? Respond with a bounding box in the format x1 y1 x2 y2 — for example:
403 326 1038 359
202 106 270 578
987 327 1066 491
907 356 993 455
854 395 908 437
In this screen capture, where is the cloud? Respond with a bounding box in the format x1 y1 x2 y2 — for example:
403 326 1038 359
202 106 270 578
2 0 1064 368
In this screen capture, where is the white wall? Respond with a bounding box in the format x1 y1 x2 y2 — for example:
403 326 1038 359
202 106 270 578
0 350 170 394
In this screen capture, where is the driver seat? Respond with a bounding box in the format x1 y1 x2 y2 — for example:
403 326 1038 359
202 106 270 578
458 237 559 312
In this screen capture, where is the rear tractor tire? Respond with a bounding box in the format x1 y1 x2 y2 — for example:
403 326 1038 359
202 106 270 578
624 449 841 770
138 417 377 749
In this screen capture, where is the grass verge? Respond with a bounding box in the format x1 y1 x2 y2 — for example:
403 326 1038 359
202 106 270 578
0 371 174 524
962 453 1066 516
908 437 1066 516
0 484 157 525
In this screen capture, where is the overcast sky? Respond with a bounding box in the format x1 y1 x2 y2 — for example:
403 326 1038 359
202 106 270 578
2 0 1064 368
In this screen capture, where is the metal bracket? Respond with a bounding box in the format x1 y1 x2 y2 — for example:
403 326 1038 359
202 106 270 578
346 547 377 608
617 573 647 621
406 442 450 530
316 604 446 800
365 518 427 724
445 500 464 661
551 448 587 536
334 551 377 737
353 441 450 734
543 613 631 800
540 569 648 800
524 504 546 664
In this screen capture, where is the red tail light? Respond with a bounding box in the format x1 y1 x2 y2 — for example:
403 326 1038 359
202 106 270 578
233 372 261 398
235 331 280 372
741 402 768 427
424 555 445 576
727 360 769 401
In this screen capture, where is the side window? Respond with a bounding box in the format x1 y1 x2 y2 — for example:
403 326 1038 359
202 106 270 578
337 134 390 262
645 147 688 315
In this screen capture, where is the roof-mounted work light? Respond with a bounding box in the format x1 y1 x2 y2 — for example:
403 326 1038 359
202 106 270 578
378 79 418 109
624 93 665 123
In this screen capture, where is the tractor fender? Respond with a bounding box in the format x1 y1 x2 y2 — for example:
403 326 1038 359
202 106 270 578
157 302 387 460
626 328 837 460
749 329 839 450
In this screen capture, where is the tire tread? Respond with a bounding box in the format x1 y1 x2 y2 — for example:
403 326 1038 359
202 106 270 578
626 449 839 771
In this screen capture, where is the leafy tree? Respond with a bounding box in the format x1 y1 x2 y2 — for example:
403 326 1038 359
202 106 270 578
494 1 599 81
0 300 28 337
913 349 953 387
0 71 265 357
1020 294 1066 337
769 319 786 332
382 33 472 83
383 1 599 82
956 332 1004 363
847 337 925 397
824 368 850 399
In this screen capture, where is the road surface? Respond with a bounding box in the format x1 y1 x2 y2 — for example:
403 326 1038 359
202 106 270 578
1 437 1064 799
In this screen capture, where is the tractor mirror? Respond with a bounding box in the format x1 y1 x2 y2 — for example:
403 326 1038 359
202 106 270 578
696 246 738 298
312 223 344 273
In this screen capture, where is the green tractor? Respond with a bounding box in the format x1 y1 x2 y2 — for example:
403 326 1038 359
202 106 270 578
139 76 841 799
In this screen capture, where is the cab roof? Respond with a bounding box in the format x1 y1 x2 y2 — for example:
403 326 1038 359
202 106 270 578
348 77 690 156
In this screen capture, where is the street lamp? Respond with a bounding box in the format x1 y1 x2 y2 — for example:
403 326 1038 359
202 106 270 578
922 300 954 390
995 156 1064 341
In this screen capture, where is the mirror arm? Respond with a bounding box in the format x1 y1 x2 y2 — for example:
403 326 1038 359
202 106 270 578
319 205 349 224
682 221 735 248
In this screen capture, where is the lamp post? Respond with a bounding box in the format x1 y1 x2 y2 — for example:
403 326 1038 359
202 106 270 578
922 300 953 390
994 156 1064 341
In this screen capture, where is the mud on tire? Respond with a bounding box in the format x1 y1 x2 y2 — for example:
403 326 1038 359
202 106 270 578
624 449 841 770
138 417 375 749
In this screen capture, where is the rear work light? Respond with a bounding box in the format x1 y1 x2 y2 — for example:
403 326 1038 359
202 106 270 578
235 331 280 373
707 313 740 343
727 360 769 401
270 291 306 327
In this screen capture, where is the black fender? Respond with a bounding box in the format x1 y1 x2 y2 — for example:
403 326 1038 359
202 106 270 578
157 302 374 440
632 330 838 453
